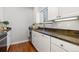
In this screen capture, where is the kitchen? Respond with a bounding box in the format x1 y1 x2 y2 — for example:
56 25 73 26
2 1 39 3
0 7 79 52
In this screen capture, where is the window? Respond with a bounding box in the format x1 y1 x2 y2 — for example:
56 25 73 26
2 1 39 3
40 7 48 23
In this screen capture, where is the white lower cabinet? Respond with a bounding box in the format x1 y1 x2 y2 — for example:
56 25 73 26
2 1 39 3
32 31 50 52
51 43 66 52
38 34 50 52
51 37 66 52
32 30 79 52
51 37 79 52
32 31 39 50
58 39 79 52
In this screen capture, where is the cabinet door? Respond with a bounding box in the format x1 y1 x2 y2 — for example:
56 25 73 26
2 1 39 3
38 34 50 52
32 31 50 52
32 31 39 50
48 7 58 20
60 7 79 18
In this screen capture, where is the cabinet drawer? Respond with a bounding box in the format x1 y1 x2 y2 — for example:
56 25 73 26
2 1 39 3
51 37 79 52
60 40 79 52
51 37 63 47
51 43 66 52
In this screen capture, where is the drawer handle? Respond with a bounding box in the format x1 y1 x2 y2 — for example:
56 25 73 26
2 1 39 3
60 44 63 47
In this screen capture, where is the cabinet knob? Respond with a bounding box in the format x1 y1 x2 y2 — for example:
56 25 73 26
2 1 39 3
60 44 63 47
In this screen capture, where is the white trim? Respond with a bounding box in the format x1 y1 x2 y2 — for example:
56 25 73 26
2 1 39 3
7 45 10 51
11 40 29 45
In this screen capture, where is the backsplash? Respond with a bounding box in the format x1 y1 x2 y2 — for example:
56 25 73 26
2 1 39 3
38 20 79 31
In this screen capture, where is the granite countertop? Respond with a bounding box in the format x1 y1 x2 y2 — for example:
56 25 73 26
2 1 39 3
33 29 79 46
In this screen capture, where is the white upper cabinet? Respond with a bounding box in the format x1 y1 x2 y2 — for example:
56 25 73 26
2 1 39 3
60 7 79 18
48 7 58 21
48 7 79 21
34 7 79 23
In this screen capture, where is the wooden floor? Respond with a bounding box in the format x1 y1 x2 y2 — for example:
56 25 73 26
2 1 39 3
8 41 37 52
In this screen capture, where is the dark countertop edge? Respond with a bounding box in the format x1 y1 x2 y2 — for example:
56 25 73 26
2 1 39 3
32 30 79 46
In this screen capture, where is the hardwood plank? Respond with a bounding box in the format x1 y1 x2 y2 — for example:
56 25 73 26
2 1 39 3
8 41 37 52
0 46 7 52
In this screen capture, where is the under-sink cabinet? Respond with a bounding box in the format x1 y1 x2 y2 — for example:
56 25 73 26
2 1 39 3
32 31 50 52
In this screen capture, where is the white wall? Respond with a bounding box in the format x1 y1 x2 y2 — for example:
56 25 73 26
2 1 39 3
3 7 34 43
0 7 3 20
33 8 40 23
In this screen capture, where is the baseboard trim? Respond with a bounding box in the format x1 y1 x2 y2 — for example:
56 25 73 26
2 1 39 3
7 45 10 51
11 40 29 45
7 40 29 52
29 41 38 52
